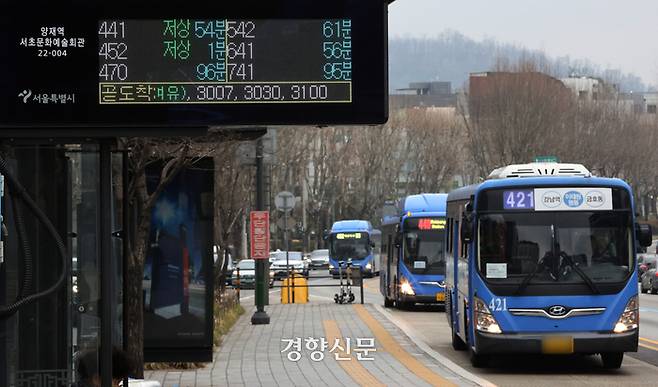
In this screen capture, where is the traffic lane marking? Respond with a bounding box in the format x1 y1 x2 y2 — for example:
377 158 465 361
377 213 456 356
639 342 658 352
323 320 386 387
353 304 457 387
640 337 658 346
240 288 280 300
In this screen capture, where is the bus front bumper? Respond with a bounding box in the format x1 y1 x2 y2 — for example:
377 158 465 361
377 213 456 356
398 293 445 304
474 329 638 354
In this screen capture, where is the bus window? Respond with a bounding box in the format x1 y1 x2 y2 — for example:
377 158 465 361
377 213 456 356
402 218 446 274
330 232 370 260
478 211 631 284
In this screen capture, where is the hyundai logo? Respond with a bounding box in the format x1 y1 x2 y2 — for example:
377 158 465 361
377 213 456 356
547 305 568 316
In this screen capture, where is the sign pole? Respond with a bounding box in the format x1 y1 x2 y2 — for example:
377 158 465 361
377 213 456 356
251 138 270 325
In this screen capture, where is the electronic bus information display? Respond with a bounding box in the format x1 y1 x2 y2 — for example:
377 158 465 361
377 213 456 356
0 1 388 130
97 19 353 105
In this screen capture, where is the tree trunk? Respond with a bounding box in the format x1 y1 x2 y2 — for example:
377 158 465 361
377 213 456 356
125 165 153 378
126 254 145 376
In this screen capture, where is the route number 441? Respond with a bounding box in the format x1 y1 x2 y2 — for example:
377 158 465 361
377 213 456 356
489 298 507 312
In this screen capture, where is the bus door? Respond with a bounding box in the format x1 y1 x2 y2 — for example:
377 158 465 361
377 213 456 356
386 235 393 297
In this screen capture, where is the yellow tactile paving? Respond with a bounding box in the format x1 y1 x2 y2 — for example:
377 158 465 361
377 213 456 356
353 304 457 387
323 320 386 387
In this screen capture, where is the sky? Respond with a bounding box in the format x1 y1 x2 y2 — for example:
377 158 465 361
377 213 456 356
389 0 658 87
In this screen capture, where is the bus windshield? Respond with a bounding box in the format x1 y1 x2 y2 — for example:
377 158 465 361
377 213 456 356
403 217 446 275
478 211 632 286
330 232 370 260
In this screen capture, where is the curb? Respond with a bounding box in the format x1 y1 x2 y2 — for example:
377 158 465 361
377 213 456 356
372 303 496 387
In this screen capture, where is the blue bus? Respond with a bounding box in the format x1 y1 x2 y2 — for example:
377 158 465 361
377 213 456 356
328 220 378 278
380 193 448 308
445 163 653 369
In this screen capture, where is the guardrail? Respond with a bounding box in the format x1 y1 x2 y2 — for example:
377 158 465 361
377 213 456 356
228 267 365 304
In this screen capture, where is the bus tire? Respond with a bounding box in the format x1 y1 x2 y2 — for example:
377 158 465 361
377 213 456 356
384 297 394 308
451 323 467 351
601 352 623 369
469 345 488 368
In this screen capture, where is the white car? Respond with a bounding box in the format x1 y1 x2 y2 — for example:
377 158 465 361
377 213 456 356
309 249 330 269
270 258 309 280
231 259 274 288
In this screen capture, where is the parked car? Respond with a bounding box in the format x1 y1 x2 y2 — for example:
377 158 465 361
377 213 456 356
224 259 236 285
638 254 658 280
309 249 330 269
641 264 658 294
649 239 658 254
231 259 274 288
270 257 309 280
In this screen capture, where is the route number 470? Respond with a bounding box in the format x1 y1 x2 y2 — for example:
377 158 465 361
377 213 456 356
489 298 507 312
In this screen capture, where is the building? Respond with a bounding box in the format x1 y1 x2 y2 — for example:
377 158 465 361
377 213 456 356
560 76 618 101
469 71 572 115
390 81 457 109
644 92 658 114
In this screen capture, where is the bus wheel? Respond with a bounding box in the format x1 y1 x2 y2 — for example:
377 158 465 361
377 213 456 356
384 297 394 308
469 346 488 368
451 324 466 351
601 352 623 369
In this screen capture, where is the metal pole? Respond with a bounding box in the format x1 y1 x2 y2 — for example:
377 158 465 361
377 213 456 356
360 275 364 304
99 142 113 387
285 211 292 303
251 137 270 324
121 149 130 387
232 249 239 305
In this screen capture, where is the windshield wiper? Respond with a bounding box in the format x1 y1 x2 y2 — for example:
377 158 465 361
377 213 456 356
514 253 549 295
559 252 600 294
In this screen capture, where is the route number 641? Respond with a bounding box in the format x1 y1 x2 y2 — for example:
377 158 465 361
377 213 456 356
489 298 507 312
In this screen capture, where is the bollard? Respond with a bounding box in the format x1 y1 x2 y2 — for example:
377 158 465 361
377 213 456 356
236 267 240 301
292 272 296 304
360 272 364 304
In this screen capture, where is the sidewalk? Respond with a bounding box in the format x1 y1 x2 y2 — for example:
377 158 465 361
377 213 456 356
145 302 483 387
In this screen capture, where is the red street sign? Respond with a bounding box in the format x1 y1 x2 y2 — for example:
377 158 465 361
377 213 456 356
250 211 270 259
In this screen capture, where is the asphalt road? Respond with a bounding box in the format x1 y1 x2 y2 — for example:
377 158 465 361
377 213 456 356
239 271 658 386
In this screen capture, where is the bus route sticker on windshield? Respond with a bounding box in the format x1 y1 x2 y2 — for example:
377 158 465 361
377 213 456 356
414 261 426 269
486 263 507 279
534 188 612 211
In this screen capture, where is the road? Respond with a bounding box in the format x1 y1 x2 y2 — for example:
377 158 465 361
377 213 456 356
239 271 658 386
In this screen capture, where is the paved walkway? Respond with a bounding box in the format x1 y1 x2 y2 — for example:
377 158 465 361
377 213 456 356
145 302 482 387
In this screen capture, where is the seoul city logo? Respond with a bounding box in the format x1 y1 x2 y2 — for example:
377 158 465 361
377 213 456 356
18 89 32 103
563 191 584 208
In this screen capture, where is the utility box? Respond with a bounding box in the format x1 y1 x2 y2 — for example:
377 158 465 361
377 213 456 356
281 273 308 304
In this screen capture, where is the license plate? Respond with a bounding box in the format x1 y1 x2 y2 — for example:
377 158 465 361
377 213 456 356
436 292 445 302
542 336 574 354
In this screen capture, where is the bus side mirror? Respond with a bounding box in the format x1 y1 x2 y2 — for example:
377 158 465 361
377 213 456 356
323 230 329 241
394 233 402 248
636 224 653 247
461 215 473 243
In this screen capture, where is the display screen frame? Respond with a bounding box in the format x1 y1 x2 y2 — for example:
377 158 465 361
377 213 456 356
0 0 388 131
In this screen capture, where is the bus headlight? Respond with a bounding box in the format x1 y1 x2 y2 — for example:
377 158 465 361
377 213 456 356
474 297 502 334
399 277 415 296
365 263 372 271
614 296 638 333
329 263 335 269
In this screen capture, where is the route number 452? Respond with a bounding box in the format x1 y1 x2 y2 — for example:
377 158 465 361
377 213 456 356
489 298 507 312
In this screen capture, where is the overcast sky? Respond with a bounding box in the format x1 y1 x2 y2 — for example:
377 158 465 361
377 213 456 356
389 0 658 86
